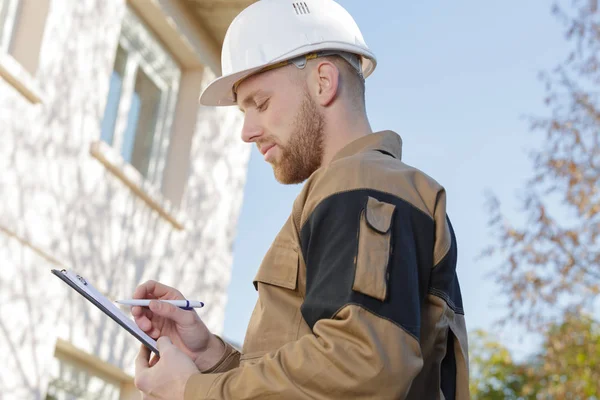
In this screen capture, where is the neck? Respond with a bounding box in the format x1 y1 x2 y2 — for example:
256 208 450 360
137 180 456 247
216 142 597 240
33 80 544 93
321 105 372 165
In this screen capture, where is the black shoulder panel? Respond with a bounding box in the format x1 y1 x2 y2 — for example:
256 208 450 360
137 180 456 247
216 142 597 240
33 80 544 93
299 189 434 340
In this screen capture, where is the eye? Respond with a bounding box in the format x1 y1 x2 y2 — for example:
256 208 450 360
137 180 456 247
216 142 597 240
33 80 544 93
256 99 269 112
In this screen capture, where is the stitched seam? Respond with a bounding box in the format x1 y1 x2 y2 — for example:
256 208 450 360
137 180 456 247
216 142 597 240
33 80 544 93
204 373 226 399
239 352 266 361
211 351 240 373
429 288 464 315
294 304 304 339
433 239 452 270
300 188 434 233
350 208 364 295
429 288 457 309
201 342 232 373
254 277 296 290
329 302 420 343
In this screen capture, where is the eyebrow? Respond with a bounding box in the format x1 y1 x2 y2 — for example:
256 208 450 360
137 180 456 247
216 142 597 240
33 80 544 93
238 89 264 113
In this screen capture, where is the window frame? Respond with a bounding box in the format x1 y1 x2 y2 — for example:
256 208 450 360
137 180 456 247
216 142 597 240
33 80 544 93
101 6 181 189
0 0 45 103
0 0 20 53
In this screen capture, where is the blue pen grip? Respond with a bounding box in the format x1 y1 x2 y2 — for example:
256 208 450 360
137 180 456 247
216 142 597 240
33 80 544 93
180 300 192 311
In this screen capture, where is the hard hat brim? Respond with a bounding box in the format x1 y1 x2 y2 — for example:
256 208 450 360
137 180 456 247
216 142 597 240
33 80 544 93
199 44 377 107
199 66 263 107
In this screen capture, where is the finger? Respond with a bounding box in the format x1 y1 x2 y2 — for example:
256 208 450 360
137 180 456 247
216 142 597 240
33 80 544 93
133 314 162 339
131 305 143 317
135 280 184 300
132 282 153 300
132 307 154 322
132 308 154 324
149 353 160 368
135 344 150 373
149 300 195 326
142 309 154 320
134 345 151 393
148 326 161 339
134 315 153 332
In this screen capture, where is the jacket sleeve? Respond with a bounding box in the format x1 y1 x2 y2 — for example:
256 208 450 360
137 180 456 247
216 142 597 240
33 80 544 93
185 190 431 399
199 336 240 373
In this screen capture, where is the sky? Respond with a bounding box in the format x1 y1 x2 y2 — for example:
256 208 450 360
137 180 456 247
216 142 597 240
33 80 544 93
222 0 572 359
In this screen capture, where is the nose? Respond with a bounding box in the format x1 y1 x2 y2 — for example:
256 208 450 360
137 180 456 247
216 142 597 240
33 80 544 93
241 114 263 143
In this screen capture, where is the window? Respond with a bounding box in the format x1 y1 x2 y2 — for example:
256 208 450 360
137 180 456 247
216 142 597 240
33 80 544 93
100 7 181 187
0 0 19 53
0 0 48 103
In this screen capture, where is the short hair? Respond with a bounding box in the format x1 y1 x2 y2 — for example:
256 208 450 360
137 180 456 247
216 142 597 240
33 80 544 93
291 54 366 111
323 55 366 110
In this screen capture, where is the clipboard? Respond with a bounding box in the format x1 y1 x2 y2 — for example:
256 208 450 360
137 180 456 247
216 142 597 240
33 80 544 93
51 268 159 355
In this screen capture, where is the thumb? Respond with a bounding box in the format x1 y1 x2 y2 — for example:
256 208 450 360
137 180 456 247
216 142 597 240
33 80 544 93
149 300 193 325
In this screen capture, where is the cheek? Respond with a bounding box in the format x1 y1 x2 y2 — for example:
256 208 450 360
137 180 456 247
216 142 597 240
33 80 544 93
266 103 295 142
267 103 286 128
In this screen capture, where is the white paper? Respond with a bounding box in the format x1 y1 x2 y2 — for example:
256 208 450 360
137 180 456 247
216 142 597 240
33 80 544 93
61 269 158 350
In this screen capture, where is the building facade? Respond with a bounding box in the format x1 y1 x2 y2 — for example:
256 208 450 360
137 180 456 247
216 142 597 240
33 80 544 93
0 0 254 398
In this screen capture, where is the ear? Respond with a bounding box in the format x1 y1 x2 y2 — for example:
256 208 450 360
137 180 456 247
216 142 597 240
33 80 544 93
311 60 339 107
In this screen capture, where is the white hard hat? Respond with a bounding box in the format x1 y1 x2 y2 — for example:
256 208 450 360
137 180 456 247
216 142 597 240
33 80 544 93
199 0 377 106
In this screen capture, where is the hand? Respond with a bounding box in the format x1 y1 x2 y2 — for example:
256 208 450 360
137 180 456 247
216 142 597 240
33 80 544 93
135 337 199 400
131 280 225 370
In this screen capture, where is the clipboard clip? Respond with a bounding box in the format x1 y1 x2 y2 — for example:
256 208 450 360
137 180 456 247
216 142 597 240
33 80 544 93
61 269 87 285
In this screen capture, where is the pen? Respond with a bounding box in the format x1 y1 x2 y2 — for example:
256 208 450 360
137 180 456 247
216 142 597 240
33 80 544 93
115 299 204 310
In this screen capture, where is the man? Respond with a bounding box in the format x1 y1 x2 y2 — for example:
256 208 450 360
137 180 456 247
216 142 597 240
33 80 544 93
133 0 470 399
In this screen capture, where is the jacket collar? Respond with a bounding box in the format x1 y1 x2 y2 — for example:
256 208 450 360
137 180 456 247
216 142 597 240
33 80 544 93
331 130 403 162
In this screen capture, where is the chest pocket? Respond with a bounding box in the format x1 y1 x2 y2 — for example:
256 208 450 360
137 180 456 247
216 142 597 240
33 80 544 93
253 243 299 291
242 242 303 365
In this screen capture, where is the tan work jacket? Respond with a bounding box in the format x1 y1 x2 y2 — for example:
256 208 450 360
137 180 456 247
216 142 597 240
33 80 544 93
185 131 470 399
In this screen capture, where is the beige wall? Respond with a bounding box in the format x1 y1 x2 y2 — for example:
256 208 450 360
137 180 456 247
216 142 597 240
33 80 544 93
0 0 250 398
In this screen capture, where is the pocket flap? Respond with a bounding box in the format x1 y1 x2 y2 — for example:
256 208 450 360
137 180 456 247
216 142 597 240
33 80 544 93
365 196 395 233
253 243 299 291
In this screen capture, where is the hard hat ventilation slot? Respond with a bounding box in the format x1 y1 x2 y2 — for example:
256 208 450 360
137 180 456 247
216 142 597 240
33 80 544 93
293 2 310 15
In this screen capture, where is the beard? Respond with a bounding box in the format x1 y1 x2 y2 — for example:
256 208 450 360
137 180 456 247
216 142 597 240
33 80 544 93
271 90 325 184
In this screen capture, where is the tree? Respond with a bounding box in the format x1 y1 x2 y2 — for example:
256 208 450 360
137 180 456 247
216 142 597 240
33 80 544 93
469 330 538 399
470 314 600 399
484 0 600 330
533 313 600 398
